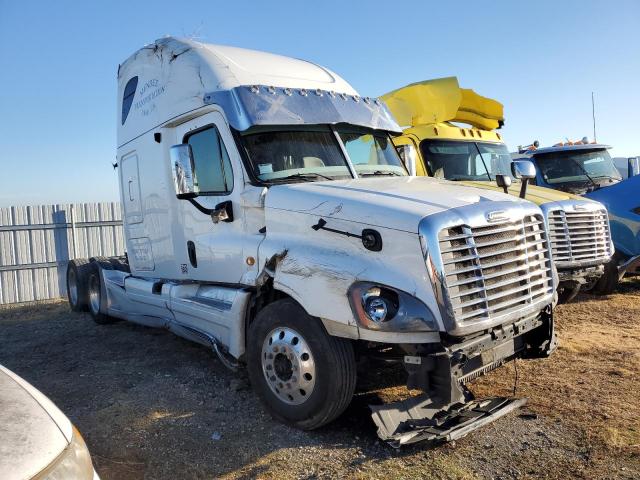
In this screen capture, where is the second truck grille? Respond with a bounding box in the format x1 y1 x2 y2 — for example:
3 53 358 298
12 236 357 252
438 214 553 324
547 208 612 265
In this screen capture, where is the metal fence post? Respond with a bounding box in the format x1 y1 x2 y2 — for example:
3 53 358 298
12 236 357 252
70 204 78 259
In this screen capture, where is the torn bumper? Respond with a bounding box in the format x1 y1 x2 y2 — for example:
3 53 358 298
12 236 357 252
371 308 555 447
372 396 527 448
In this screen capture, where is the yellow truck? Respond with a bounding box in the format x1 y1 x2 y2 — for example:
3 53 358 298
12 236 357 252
382 77 614 303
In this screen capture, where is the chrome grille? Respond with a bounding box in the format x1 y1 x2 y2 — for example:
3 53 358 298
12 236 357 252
547 208 612 265
438 214 553 324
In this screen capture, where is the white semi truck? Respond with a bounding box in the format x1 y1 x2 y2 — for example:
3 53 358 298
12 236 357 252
67 37 557 446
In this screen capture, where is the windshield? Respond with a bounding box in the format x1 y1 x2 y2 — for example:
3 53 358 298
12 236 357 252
241 126 407 183
534 149 622 185
420 140 513 181
337 129 407 177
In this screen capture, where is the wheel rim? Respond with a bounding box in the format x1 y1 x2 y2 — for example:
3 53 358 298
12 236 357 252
68 268 78 305
261 327 316 405
88 274 100 314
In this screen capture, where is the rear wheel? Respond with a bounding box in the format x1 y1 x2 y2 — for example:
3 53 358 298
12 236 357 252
67 259 91 311
87 267 116 324
247 298 356 430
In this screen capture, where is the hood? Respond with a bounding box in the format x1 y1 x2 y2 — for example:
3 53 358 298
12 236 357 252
265 176 526 233
0 365 72 480
586 174 640 212
461 181 589 205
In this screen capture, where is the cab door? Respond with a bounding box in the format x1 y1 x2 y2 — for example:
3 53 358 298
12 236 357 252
173 111 247 284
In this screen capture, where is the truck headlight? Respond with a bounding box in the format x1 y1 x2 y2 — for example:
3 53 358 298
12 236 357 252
348 282 437 332
43 426 95 480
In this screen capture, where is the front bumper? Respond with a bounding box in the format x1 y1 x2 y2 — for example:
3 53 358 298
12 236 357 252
402 307 555 400
371 307 555 447
557 264 605 283
619 254 640 277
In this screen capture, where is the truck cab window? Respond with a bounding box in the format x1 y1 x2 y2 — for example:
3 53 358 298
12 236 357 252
338 130 407 177
186 126 234 194
242 129 351 182
121 76 138 125
421 140 512 181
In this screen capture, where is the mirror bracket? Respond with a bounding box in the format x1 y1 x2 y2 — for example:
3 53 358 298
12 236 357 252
211 201 234 224
495 174 512 195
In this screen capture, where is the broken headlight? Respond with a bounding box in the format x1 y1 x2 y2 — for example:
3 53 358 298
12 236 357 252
348 282 437 332
41 426 95 479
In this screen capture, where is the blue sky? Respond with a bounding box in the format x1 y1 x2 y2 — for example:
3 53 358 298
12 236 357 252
1 0 639 206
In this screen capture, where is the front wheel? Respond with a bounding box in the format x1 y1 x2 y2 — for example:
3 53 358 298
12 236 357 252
556 282 581 304
591 254 621 295
247 299 356 430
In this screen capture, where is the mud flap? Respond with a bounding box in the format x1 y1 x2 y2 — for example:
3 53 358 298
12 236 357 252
371 395 527 448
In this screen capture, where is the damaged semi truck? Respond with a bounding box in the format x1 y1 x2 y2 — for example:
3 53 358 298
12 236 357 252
67 38 557 447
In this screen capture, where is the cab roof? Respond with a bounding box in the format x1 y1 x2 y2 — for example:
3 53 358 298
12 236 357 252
117 37 361 146
529 143 611 155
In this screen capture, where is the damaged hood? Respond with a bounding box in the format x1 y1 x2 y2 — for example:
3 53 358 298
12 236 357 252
265 176 525 233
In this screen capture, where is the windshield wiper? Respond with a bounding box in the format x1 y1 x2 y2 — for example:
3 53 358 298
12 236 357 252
567 158 598 189
269 172 334 183
359 170 403 177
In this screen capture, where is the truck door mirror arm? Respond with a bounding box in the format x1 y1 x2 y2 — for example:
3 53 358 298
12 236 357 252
495 174 512 194
511 160 537 199
183 198 234 223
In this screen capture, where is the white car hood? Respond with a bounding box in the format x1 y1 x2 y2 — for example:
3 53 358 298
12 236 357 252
0 365 72 480
265 176 525 232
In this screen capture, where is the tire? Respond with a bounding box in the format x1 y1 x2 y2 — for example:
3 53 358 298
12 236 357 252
67 259 91 312
556 283 581 304
246 298 357 430
591 255 620 296
87 266 116 324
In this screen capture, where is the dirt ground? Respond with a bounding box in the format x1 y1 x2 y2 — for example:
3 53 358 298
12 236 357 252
1 279 639 480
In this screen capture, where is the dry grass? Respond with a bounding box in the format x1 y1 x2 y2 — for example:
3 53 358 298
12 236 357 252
474 276 640 453
1 280 639 479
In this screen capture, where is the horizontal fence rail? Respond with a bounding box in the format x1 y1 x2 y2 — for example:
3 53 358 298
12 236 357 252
0 202 124 305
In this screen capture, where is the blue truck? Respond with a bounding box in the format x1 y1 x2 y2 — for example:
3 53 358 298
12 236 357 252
517 141 640 293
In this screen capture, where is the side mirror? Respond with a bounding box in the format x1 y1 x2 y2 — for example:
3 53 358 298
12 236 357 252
511 160 537 199
396 144 417 176
495 174 512 194
211 200 234 224
628 157 639 178
511 160 536 180
170 144 198 199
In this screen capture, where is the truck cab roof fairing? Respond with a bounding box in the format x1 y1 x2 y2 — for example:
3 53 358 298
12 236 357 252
117 37 398 146
205 86 400 133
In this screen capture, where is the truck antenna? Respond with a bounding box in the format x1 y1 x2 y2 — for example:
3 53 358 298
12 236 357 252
591 91 597 142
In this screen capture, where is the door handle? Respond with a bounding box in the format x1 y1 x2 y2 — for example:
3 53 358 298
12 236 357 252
128 179 134 201
187 241 197 268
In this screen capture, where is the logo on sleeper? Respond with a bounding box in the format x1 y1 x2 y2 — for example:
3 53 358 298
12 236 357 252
180 264 188 274
134 79 165 117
